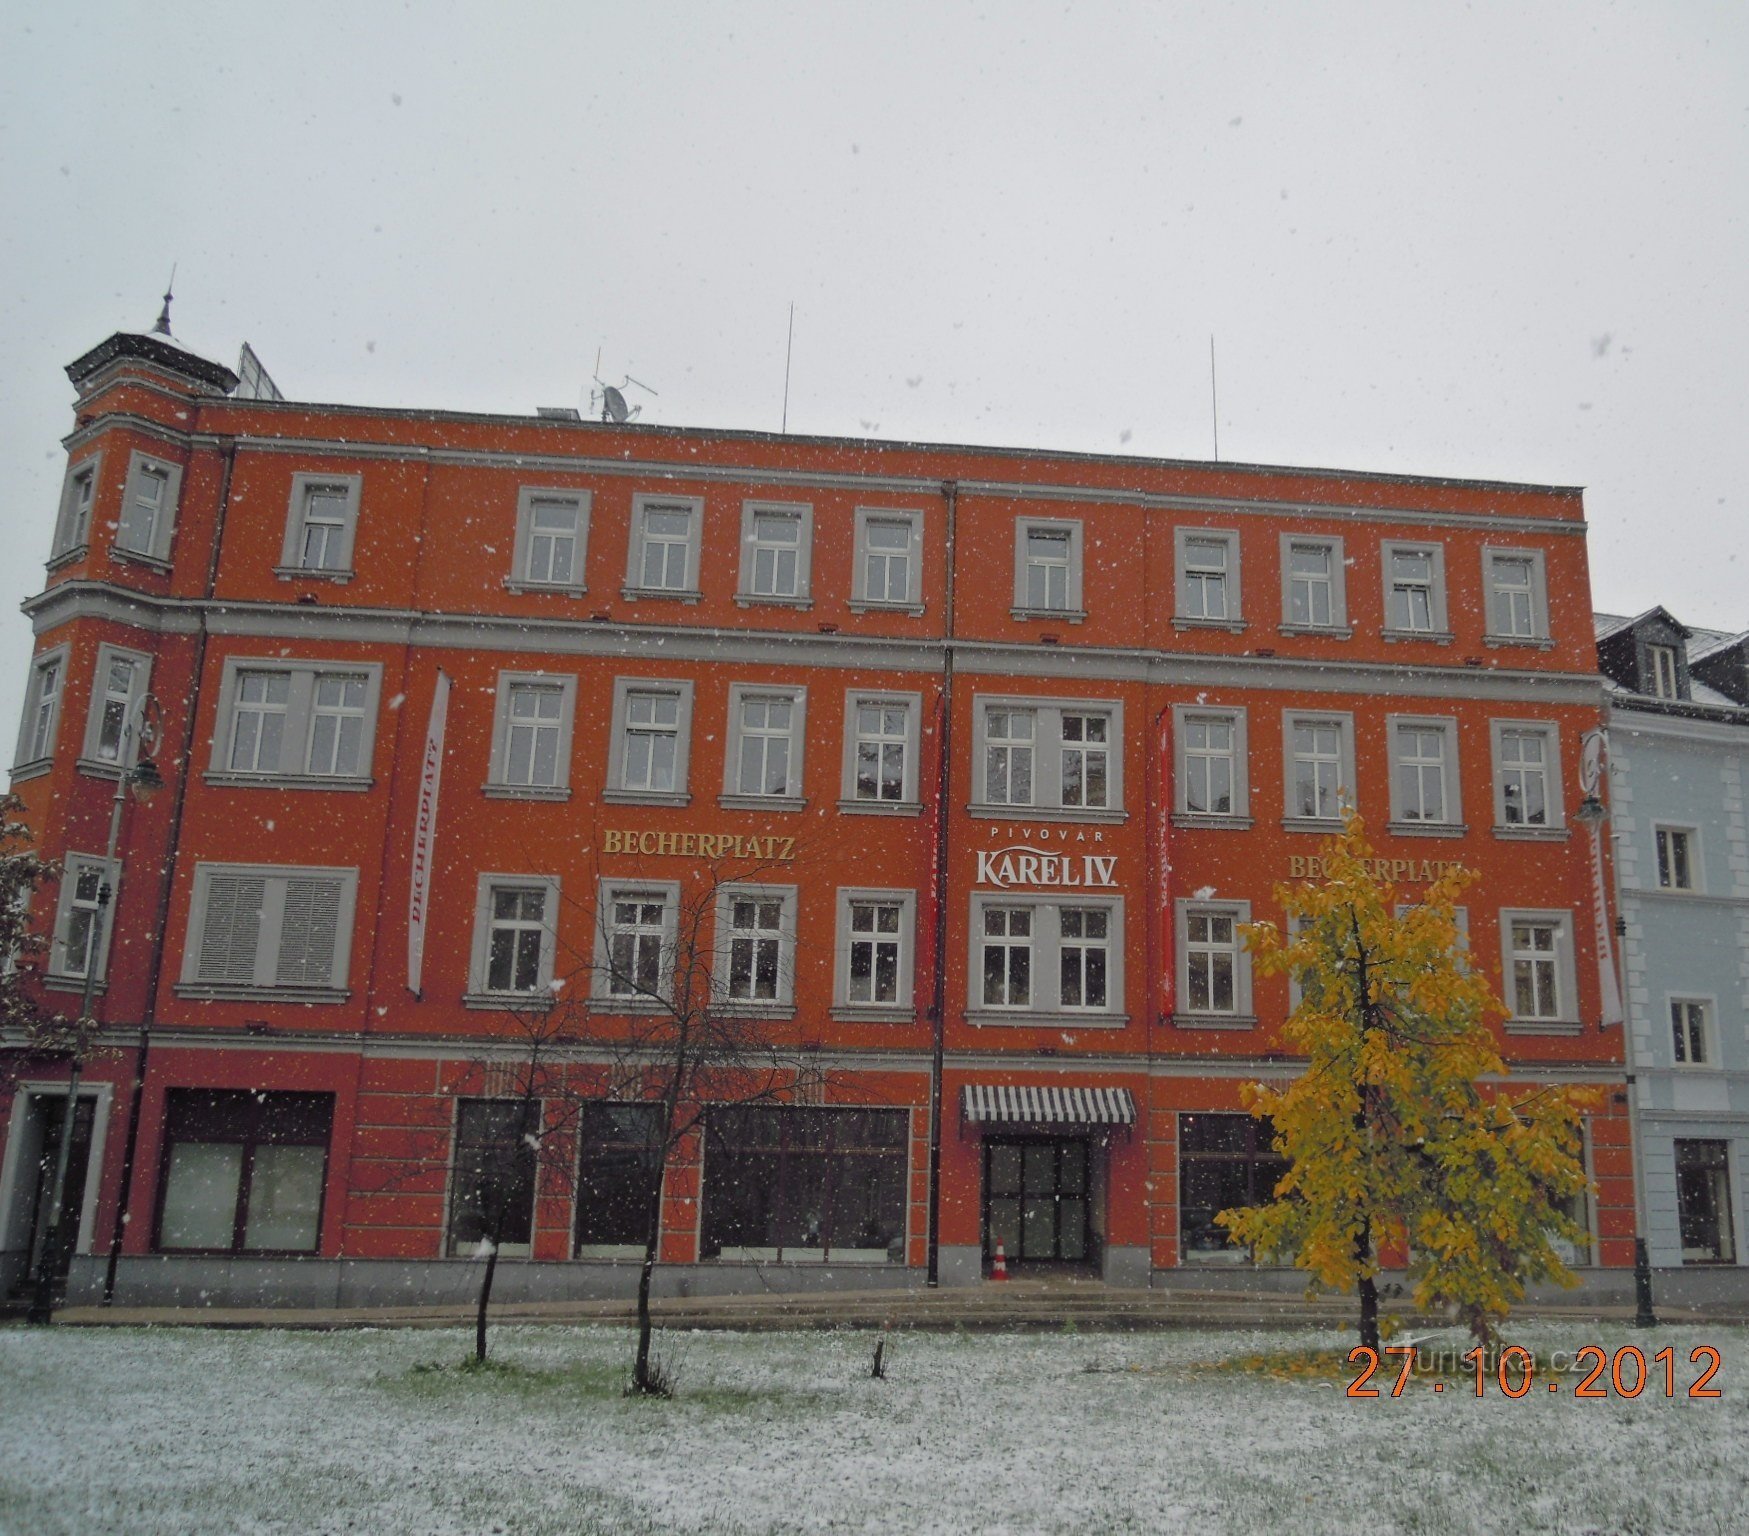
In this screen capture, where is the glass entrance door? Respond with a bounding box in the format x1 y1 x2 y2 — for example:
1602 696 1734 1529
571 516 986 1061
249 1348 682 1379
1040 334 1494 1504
983 1137 1090 1264
20 1095 96 1294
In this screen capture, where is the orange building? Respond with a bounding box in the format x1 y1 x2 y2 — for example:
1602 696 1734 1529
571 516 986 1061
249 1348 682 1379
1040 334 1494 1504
0 324 1634 1307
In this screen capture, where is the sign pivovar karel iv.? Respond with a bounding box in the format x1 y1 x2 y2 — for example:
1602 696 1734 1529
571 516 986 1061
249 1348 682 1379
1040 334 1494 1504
976 844 1118 890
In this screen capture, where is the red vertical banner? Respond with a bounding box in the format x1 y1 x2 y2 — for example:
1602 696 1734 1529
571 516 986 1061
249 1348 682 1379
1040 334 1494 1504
1157 708 1173 1019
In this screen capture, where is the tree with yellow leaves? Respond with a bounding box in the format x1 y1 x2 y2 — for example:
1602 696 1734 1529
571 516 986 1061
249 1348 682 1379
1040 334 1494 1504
1218 813 1593 1351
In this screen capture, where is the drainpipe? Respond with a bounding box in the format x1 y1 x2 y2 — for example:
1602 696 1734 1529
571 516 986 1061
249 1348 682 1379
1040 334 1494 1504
925 479 958 1287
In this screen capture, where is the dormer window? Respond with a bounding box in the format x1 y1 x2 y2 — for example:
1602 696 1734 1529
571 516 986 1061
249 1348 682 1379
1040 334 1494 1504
1648 644 1682 700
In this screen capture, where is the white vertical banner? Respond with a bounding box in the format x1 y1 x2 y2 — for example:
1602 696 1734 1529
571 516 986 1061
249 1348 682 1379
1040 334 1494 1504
407 670 449 996
1587 821 1625 1028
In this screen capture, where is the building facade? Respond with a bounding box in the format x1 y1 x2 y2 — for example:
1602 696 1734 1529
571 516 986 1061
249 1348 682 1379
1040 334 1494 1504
1 325 1635 1308
1598 609 1749 1302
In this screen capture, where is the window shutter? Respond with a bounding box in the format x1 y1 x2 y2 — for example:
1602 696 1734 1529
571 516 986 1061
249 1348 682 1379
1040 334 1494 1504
197 874 268 984
275 875 343 986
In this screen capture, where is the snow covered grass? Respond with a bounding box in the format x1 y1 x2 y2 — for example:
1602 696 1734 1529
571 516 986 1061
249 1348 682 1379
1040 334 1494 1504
3 1320 1747 1534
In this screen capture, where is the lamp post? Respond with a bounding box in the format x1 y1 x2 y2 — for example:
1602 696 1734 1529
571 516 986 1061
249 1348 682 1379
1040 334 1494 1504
26 694 160 1325
1574 726 1656 1328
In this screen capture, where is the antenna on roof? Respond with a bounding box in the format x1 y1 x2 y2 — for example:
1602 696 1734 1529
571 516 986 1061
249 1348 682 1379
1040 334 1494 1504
152 264 178 337
590 348 659 424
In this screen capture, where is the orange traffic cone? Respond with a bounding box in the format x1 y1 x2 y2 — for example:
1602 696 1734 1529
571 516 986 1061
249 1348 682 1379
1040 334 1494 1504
990 1241 1009 1281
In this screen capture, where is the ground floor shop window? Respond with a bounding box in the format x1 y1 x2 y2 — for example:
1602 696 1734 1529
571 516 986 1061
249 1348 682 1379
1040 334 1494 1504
1179 1112 1287 1263
447 1098 538 1257
1675 1139 1736 1264
156 1090 332 1254
575 1103 663 1255
701 1106 906 1262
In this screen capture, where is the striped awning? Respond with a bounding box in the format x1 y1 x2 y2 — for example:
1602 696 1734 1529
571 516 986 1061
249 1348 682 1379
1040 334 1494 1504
961 1084 1137 1127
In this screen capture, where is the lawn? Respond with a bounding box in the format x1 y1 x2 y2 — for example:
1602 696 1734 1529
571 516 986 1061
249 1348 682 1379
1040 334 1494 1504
2 1320 1745 1534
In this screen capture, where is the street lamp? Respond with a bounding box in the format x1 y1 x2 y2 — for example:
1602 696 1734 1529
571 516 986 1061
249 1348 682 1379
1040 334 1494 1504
26 693 160 1325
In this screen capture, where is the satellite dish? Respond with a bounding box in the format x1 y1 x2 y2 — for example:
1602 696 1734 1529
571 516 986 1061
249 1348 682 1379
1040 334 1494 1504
601 386 630 423
591 350 656 422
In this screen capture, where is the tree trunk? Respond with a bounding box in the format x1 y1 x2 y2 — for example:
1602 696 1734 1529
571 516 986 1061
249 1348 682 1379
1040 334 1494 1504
631 1163 666 1394
475 1240 500 1365
1356 1223 1380 1353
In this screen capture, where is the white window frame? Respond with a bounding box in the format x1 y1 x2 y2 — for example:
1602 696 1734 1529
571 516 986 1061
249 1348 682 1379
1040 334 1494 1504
177 863 359 1000
1012 518 1085 620
1653 824 1701 893
466 873 562 1006
79 643 155 773
737 500 814 606
1482 546 1549 645
851 506 925 614
1380 540 1450 639
1278 533 1348 633
605 679 694 804
206 658 384 789
508 487 590 594
113 450 184 567
1386 715 1463 833
278 473 363 580
1172 705 1249 824
51 453 102 559
1648 643 1682 700
714 882 799 1014
1174 900 1254 1026
722 684 807 809
594 879 680 1006
1489 721 1563 834
833 887 917 1020
485 671 577 800
839 690 922 814
13 646 70 775
1669 996 1716 1069
966 892 1126 1025
1498 908 1579 1032
623 494 703 601
1281 710 1355 828
47 852 120 983
1174 528 1243 627
971 695 1125 819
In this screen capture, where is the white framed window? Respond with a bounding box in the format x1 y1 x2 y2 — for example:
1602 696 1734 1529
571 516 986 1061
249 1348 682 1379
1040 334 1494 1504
178 863 358 999
1282 711 1354 825
447 1098 538 1257
841 691 921 812
968 893 1126 1022
972 697 1124 817
624 494 702 600
1647 643 1682 700
487 672 576 798
833 888 916 1017
509 488 589 593
48 853 120 982
605 680 694 803
1387 716 1462 830
1654 825 1698 892
739 501 813 604
595 881 679 1004
51 454 101 558
1381 541 1449 637
208 659 383 787
1279 534 1347 631
1175 528 1242 625
279 473 362 578
723 685 807 807
1173 705 1248 822
1498 909 1578 1030
1175 900 1254 1024
1671 998 1713 1067
80 644 154 770
1490 722 1562 831
1012 519 1084 618
852 507 924 613
14 647 69 773
715 884 798 1011
114 451 184 565
1483 547 1549 643
467 874 561 1003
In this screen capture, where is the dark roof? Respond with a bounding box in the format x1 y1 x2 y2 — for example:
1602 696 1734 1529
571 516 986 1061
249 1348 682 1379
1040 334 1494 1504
66 331 239 394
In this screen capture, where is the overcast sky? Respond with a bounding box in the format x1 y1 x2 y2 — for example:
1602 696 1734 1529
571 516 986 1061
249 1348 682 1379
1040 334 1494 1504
2 1 1745 755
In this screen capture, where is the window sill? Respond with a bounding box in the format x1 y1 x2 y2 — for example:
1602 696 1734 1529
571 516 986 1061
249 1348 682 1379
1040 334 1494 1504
1280 816 1345 835
1385 820 1468 839
463 991 559 1012
836 798 923 817
1381 628 1454 644
1502 1018 1584 1036
8 759 52 783
1492 824 1569 841
1483 634 1555 651
76 756 128 781
1277 623 1353 640
964 1008 1129 1030
621 586 702 604
503 579 586 597
713 1000 798 1020
45 545 89 572
273 566 354 584
573 1245 648 1261
718 793 805 813
173 983 351 1003
483 783 572 802
601 788 692 807
1635 887 1730 904
966 805 1127 825
43 973 108 995
734 593 813 610
588 996 674 1016
108 547 172 575
1171 1012 1259 1031
1171 812 1255 831
1010 606 1087 624
848 599 925 617
1173 617 1248 633
203 771 376 793
830 1005 918 1024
